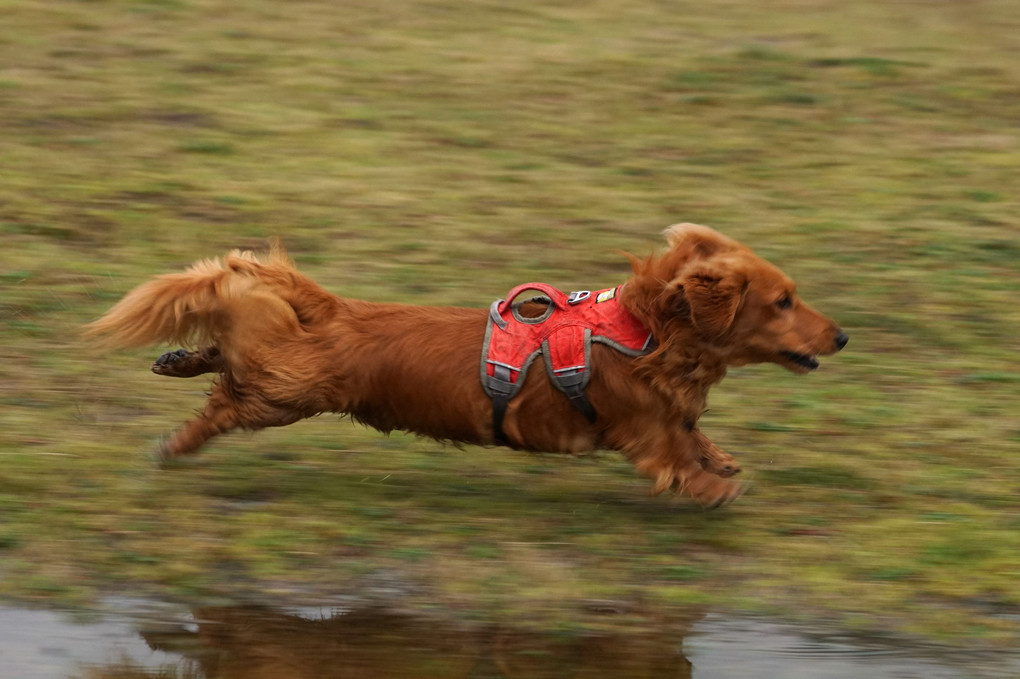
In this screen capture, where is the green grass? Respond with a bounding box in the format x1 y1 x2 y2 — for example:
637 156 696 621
1 0 1018 648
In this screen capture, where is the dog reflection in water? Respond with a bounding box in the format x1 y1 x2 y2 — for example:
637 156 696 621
87 224 847 507
129 605 698 679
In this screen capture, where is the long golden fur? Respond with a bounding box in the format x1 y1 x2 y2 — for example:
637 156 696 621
86 224 847 507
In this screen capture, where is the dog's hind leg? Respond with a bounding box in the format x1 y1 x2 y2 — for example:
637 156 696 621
152 347 225 378
154 374 307 464
155 383 241 463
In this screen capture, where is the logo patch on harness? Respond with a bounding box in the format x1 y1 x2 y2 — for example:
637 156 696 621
596 288 617 303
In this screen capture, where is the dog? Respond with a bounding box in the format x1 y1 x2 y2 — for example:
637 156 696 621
86 224 847 507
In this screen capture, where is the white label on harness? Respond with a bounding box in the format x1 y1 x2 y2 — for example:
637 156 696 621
596 288 616 303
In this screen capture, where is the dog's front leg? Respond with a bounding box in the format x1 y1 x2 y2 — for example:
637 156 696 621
612 423 743 508
688 425 741 478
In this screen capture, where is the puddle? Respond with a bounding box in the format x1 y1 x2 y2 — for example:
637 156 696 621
0 601 1016 679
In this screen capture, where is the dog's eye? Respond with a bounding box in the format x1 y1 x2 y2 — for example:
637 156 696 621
775 295 793 310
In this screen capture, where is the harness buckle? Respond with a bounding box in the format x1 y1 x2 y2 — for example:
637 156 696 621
567 290 591 305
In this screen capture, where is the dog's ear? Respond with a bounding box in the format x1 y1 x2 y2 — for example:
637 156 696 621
664 223 736 260
682 264 747 338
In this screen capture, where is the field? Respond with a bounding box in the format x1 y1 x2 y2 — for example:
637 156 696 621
1 0 1018 647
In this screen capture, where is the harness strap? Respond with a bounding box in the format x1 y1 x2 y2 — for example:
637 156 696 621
488 363 515 446
492 396 510 446
556 370 598 424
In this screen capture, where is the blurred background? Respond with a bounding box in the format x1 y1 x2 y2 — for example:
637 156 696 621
0 0 1017 671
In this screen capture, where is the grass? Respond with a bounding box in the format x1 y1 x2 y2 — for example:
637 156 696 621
1 0 1018 648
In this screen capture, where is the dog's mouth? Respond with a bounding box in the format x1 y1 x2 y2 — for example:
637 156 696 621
780 350 820 372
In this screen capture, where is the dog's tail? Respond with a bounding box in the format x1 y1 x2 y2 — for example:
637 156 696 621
85 242 331 349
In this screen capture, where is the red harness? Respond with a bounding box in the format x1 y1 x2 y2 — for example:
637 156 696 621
481 282 653 444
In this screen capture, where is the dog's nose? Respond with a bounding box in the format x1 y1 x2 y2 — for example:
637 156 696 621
834 331 849 351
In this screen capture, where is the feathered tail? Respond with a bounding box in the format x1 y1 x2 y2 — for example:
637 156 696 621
85 242 330 349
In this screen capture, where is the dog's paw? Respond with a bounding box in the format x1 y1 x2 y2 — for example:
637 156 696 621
154 348 189 365
700 456 742 478
692 474 746 509
693 435 742 478
151 349 214 378
699 479 747 509
152 349 190 375
152 436 184 469
652 465 745 508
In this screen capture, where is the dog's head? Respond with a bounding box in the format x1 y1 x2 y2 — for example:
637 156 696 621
632 223 847 373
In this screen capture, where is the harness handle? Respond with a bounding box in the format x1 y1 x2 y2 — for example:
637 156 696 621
495 282 570 315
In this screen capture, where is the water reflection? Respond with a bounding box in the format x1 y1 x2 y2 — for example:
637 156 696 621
101 605 695 679
2 602 1016 679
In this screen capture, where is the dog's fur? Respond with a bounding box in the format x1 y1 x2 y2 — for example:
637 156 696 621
86 224 847 507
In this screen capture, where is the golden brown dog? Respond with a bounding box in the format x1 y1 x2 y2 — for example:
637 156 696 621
86 224 847 507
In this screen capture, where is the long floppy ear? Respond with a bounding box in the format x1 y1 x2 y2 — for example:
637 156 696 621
682 264 747 338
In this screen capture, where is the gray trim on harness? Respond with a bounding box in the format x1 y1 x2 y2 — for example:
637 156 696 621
488 300 507 331
592 332 655 357
488 295 555 332
511 296 555 325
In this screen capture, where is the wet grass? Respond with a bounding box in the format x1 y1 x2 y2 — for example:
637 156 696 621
1 0 1018 648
